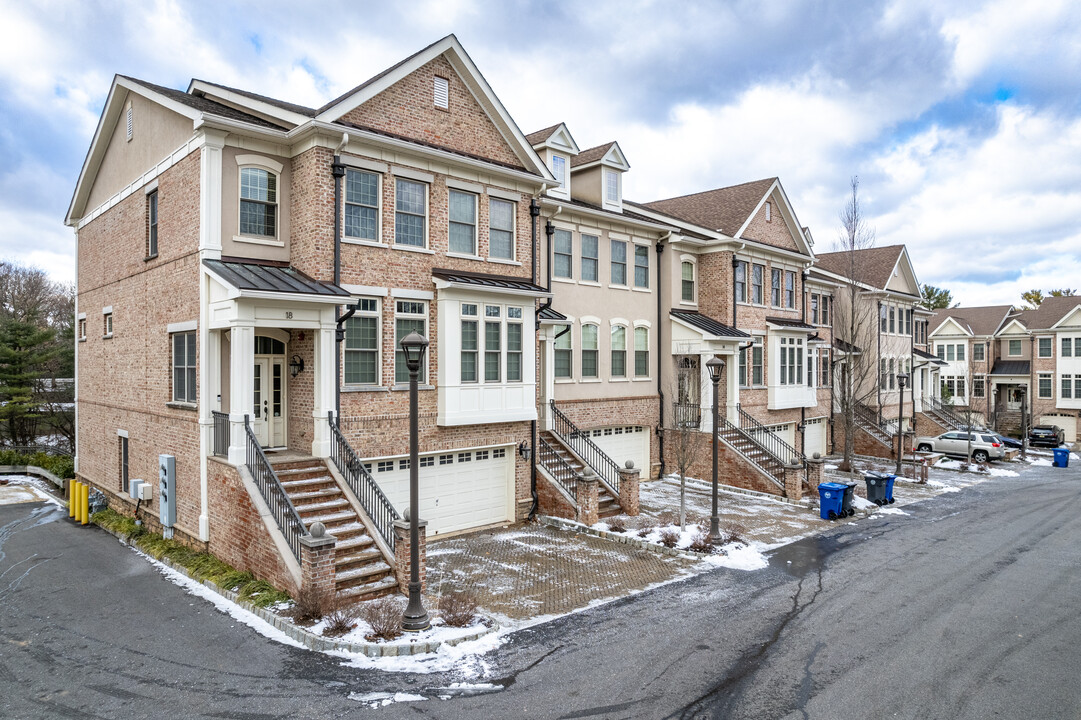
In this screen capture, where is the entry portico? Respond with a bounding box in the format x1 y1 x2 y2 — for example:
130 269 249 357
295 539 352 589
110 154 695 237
669 309 750 429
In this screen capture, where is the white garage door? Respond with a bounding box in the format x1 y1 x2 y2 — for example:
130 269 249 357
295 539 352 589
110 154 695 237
804 418 827 457
590 425 650 474
367 446 513 536
1041 415 1077 443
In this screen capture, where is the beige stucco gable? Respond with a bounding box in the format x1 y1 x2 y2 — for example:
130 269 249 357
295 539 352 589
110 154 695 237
1052 305 1081 329
86 90 195 210
884 247 920 296
336 55 523 169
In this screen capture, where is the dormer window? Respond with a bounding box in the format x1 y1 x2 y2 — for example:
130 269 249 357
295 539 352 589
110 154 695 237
552 155 566 187
605 169 620 205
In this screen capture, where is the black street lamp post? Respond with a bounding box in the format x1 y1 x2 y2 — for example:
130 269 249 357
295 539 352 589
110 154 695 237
400 331 430 632
706 356 725 544
896 373 909 475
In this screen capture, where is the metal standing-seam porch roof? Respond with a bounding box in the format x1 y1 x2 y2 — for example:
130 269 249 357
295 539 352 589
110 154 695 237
670 310 750 338
432 268 550 295
203 259 351 297
914 347 948 365
991 361 1031 376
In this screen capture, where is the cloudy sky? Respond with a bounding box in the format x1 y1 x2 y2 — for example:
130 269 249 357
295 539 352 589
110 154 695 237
2 0 1079 307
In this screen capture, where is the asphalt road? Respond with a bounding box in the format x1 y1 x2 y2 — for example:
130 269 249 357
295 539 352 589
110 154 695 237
1 461 1079 719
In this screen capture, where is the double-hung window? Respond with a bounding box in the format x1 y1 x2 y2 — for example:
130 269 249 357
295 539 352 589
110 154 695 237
394 300 427 383
974 343 985 361
1009 339 1022 356
785 271 795 308
906 309 913 336
634 327 649 377
507 308 523 382
1038 337 1053 358
811 295 819 324
1063 374 1074 399
484 305 502 382
554 329 572 378
957 344 965 362
771 268 782 306
605 169 619 205
119 435 129 494
1063 337 1074 357
1038 373 1052 399
889 306 895 334
681 262 695 302
461 304 479 383
449 190 477 255
581 324 599 378
779 338 802 385
489 198 515 260
552 155 566 187
240 167 277 238
344 299 380 385
344 169 380 241
946 345 955 362
735 261 747 303
394 178 427 247
634 245 649 288
610 240 627 285
751 264 764 304
973 375 985 398
172 331 196 403
611 326 626 377
739 337 763 386
821 296 829 326
581 235 599 282
554 229 573 279
147 190 158 258
880 359 888 390
880 305 887 333
820 348 831 386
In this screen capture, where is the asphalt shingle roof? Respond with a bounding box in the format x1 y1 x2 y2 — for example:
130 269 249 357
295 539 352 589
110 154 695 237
525 124 563 146
190 79 317 117
122 76 288 130
929 305 1012 336
1015 295 1081 330
570 142 617 168
641 178 776 236
813 245 905 291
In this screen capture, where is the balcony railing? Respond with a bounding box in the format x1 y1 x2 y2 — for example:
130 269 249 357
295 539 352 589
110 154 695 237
736 404 806 466
244 415 304 562
328 412 399 552
211 411 229 458
674 402 702 429
549 400 621 496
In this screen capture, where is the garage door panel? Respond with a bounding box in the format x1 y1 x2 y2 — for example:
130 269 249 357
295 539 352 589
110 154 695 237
591 426 650 473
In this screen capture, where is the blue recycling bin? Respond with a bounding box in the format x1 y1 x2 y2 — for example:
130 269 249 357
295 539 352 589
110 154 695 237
818 482 848 520
1053 448 1070 468
885 474 897 504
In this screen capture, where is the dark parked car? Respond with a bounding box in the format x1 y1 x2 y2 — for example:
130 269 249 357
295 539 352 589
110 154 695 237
1029 425 1065 447
994 434 1023 450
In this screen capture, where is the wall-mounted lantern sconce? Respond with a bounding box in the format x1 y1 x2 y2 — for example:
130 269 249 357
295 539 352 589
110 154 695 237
289 354 305 378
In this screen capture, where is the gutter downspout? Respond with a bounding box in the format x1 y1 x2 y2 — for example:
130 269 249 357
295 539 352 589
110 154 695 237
800 270 808 461
331 133 348 421
656 232 670 479
877 299 883 424
528 194 544 520
829 288 836 454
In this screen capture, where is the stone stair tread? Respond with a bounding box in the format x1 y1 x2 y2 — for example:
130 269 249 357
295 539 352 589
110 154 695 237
335 547 384 567
295 498 349 514
286 487 342 501
336 562 392 582
335 533 374 549
304 510 355 525
337 576 399 599
280 477 336 490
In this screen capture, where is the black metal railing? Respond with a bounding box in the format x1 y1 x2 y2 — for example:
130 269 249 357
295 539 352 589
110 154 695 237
549 400 621 496
674 402 702 429
328 412 399 552
924 395 966 430
714 415 785 489
854 401 895 438
211 411 229 458
0 443 73 458
735 404 805 466
537 434 578 503
244 416 305 562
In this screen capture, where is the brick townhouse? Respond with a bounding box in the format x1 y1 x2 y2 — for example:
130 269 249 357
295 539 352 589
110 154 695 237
67 35 559 600
929 295 1081 442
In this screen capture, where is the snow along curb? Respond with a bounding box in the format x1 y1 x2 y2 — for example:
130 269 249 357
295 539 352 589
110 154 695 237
539 515 703 560
93 521 496 657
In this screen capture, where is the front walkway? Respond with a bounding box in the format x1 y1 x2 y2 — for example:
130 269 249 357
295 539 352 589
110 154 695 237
424 524 697 621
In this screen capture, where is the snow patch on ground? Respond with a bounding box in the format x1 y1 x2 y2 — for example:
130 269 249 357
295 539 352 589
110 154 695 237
0 475 63 506
700 543 769 570
348 691 427 708
852 495 877 510
876 507 909 516
925 479 961 493
306 615 485 648
333 627 505 675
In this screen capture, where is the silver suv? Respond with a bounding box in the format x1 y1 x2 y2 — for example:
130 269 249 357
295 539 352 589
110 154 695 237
915 431 1006 462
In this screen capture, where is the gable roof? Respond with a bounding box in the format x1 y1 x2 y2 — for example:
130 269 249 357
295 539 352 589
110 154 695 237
124 77 287 129
1016 295 1081 330
570 141 629 171
814 245 907 291
526 123 563 146
929 305 1013 337
526 122 580 155
641 178 776 237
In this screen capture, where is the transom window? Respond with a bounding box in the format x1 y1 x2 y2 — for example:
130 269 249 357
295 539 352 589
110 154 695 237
344 299 380 385
344 169 379 241
449 190 477 255
394 179 427 247
634 245 649 288
172 332 196 403
681 262 695 302
611 240 627 285
489 198 515 260
239 167 277 237
581 235 599 282
611 326 627 377
394 300 427 383
554 229 572 279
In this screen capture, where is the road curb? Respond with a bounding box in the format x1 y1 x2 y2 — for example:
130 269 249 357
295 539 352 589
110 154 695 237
539 515 704 560
92 521 496 657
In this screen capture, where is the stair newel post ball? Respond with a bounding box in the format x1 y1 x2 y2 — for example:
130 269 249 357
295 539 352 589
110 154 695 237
400 331 431 632
706 355 725 545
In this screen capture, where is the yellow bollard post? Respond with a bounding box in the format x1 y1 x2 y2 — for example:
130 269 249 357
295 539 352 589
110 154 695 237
69 480 78 518
80 482 89 525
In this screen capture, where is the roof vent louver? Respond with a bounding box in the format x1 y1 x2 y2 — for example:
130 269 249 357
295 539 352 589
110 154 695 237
434 76 449 109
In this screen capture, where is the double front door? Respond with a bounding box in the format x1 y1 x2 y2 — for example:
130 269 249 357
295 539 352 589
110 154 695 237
252 356 285 447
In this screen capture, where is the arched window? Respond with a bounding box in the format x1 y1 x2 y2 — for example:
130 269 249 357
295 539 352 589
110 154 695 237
634 327 649 377
582 324 599 378
681 261 695 302
611 325 627 377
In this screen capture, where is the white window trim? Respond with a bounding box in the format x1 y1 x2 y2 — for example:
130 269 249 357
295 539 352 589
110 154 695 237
603 168 621 209
343 298 382 387
171 330 197 404
394 299 430 386
393 177 430 250
236 160 282 244
632 324 651 380
610 322 629 379
487 195 517 262
680 255 697 306
448 188 479 257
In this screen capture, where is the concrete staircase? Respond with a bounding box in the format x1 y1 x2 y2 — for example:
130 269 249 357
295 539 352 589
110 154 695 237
272 458 398 602
538 431 621 517
714 422 787 489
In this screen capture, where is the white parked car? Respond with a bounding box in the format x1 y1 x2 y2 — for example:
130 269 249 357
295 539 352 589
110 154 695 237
915 431 1006 462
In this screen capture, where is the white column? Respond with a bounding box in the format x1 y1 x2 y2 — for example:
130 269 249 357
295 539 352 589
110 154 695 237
199 129 226 258
726 351 739 424
311 321 336 458
699 352 714 433
197 271 215 541
544 329 556 431
228 323 255 465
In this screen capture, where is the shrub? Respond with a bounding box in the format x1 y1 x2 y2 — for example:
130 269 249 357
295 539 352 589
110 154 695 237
637 527 652 539
362 596 405 641
658 528 680 548
439 589 479 628
723 523 747 546
322 602 360 638
607 518 627 533
688 531 713 554
286 586 332 626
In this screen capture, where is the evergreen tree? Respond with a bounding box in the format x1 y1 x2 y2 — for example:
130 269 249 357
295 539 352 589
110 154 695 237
0 318 57 445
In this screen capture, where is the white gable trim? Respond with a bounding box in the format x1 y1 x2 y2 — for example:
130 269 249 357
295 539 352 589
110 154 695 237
571 141 631 172
531 123 580 155
886 246 921 295
929 316 973 337
314 35 553 182
188 79 311 127
1050 303 1081 329
998 318 1030 335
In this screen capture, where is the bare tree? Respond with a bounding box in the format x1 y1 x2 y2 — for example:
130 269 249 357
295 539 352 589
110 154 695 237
831 177 879 473
668 353 707 531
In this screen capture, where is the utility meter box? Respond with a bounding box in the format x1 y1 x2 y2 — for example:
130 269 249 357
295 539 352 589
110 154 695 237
129 478 145 501
138 482 152 501
159 454 176 527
